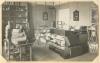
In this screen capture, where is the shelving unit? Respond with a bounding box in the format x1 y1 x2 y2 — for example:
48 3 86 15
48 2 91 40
2 2 32 61
2 2 29 29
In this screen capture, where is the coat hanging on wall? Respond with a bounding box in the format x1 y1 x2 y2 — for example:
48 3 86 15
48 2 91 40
73 10 79 21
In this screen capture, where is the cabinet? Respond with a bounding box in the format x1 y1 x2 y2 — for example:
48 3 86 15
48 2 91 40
49 28 89 58
2 2 33 61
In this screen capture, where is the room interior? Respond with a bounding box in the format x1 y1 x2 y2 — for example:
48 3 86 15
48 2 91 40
2 1 99 61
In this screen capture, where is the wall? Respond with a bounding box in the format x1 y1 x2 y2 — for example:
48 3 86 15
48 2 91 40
29 2 97 32
56 2 95 29
30 3 56 33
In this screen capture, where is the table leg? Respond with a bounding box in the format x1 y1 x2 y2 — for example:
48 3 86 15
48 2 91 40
19 47 22 61
30 46 32 61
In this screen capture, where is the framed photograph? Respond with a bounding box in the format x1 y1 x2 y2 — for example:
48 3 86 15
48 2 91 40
1 0 99 62
91 8 97 23
73 10 79 21
43 12 48 20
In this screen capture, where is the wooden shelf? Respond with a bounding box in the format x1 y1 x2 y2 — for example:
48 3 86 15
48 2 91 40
2 2 29 34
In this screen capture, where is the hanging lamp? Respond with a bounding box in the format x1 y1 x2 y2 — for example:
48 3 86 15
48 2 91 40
49 2 55 9
52 2 56 28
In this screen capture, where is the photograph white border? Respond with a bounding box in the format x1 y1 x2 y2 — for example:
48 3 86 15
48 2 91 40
0 0 99 63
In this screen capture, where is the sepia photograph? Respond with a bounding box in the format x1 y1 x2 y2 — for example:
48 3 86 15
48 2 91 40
0 0 99 62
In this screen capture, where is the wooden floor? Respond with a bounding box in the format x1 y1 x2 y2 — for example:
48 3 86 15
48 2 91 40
32 46 97 61
2 40 98 61
31 40 98 61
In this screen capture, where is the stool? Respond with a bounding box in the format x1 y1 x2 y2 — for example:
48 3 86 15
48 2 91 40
18 43 33 61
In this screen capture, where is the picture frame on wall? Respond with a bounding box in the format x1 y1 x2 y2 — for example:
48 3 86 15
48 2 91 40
43 12 48 20
73 10 79 21
91 8 97 23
